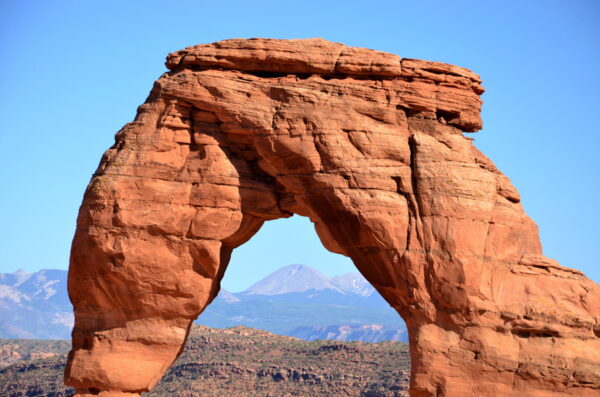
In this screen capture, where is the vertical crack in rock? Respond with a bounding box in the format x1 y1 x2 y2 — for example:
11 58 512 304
66 38 600 397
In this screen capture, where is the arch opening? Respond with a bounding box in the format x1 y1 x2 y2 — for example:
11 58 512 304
197 215 408 342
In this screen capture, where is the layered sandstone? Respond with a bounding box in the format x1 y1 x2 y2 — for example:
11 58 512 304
65 38 600 396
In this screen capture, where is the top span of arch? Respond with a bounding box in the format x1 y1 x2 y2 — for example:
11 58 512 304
165 38 484 132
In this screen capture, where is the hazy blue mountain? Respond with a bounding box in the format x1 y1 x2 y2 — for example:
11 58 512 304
0 269 72 339
0 265 407 342
288 324 407 343
217 288 241 303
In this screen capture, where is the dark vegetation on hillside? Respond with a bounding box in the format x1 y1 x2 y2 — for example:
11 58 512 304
0 326 410 397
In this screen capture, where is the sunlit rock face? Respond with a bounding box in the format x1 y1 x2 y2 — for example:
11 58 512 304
65 39 600 397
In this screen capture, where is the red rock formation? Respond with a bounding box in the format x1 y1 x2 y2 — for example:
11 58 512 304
65 39 600 396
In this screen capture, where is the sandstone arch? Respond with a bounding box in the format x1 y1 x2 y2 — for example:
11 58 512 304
65 39 600 397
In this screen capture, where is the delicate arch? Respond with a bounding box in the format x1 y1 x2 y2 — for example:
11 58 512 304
65 39 600 397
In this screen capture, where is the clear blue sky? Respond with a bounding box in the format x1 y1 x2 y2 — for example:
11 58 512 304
1 0 598 292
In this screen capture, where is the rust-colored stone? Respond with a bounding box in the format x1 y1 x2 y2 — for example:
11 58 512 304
65 38 600 396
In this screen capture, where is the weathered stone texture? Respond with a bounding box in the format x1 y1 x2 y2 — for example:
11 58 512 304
65 38 600 396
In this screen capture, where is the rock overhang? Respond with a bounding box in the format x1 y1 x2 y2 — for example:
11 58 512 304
165 38 485 132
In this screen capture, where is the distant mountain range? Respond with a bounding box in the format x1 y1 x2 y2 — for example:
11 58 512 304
0 265 407 342
289 324 407 343
241 264 375 297
0 269 72 339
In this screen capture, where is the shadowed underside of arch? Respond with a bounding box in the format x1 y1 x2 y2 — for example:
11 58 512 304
65 39 600 397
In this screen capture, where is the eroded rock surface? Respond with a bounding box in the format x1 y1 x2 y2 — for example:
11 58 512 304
65 38 600 396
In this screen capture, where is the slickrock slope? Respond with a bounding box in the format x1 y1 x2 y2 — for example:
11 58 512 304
66 38 600 396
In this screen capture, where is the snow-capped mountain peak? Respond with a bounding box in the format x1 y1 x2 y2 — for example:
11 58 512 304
217 289 241 303
11 269 33 287
241 264 376 297
331 273 375 297
242 264 345 296
0 269 72 338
